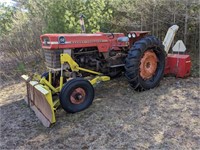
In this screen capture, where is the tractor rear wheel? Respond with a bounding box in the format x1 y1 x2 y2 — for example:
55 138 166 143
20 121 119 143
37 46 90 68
59 78 94 113
125 36 165 91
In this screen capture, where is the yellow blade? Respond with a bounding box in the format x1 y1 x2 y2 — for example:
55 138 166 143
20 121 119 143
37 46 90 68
25 81 56 127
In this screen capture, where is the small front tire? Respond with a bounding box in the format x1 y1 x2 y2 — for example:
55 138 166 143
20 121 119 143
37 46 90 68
59 78 94 113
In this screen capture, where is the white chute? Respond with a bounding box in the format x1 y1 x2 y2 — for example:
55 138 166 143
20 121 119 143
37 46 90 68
163 25 179 54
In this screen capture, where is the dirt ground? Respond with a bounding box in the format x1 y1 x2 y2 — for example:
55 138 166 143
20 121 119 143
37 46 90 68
0 76 199 149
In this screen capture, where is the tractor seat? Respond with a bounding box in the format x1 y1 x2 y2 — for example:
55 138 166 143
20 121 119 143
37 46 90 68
117 37 129 42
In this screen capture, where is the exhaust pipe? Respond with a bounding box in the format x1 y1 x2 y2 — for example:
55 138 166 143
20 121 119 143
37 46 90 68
80 14 86 33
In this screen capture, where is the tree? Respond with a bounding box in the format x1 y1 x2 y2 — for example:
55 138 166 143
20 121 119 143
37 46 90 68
0 3 16 36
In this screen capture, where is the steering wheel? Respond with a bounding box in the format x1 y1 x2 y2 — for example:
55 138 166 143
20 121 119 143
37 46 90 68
108 33 114 39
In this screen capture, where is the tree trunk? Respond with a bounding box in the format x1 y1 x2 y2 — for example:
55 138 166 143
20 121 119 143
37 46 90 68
199 8 200 54
140 14 143 31
184 0 188 46
152 6 155 35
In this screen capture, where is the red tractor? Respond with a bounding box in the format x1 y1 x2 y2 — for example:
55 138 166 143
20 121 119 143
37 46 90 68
41 32 165 89
22 26 191 127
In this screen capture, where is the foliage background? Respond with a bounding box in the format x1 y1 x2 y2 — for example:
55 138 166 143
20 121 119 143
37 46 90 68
0 0 199 84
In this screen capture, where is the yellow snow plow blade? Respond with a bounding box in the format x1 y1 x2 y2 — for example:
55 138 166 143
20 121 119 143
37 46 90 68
22 75 56 127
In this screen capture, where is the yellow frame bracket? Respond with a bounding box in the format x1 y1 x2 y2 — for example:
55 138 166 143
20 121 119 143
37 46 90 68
30 73 59 93
60 53 110 86
60 53 79 72
60 53 102 75
90 76 110 85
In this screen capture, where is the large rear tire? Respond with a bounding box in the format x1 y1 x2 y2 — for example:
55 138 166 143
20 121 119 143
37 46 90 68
125 36 166 91
59 78 94 113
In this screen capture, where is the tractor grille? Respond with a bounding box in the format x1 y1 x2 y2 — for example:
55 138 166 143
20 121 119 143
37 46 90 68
44 50 63 68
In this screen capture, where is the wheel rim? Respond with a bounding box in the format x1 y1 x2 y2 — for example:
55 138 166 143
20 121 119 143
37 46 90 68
140 50 158 80
70 88 86 104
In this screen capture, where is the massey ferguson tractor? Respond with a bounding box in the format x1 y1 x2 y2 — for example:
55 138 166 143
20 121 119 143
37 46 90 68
22 25 191 127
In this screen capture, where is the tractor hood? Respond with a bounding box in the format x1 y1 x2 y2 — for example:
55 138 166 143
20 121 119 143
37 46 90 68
40 33 126 52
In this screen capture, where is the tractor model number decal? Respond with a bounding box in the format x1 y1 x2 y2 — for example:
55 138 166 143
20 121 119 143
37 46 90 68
71 40 108 44
43 40 108 45
43 41 71 45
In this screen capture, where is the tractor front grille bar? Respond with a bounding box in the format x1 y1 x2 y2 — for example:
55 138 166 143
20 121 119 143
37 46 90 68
44 50 63 68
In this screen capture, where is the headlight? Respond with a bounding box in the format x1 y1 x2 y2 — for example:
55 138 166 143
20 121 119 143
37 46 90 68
128 33 132 38
58 36 66 44
43 37 50 45
132 33 136 38
44 39 49 45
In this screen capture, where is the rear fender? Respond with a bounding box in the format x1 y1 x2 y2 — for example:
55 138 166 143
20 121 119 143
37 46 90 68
128 31 150 47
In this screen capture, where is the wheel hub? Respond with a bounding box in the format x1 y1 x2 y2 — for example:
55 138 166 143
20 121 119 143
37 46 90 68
70 88 86 104
140 50 158 80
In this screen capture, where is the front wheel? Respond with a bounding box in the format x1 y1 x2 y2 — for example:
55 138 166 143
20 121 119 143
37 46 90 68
125 36 166 91
59 78 94 113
